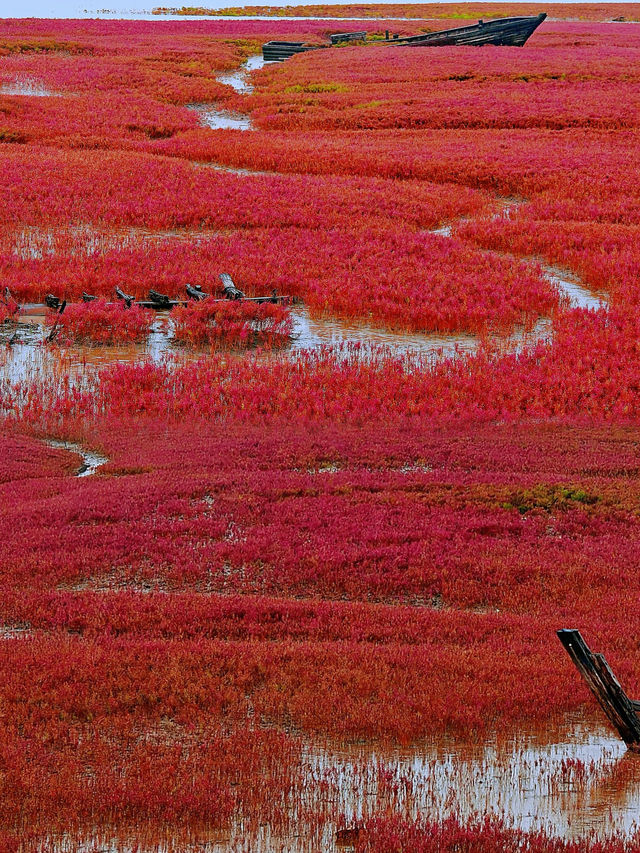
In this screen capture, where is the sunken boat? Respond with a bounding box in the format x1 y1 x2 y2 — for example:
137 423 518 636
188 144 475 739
386 13 547 47
262 13 546 61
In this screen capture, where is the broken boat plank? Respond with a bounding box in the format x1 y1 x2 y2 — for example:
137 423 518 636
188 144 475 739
186 283 209 301
34 295 295 311
557 629 640 751
219 273 246 300
115 287 135 307
329 31 367 44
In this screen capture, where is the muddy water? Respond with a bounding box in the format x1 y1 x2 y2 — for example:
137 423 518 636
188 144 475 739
0 193 606 391
0 263 603 390
290 307 478 357
187 55 269 129
0 78 59 96
188 104 253 130
307 721 640 841
227 721 640 847
43 438 108 476
217 53 270 95
542 264 605 311
24 718 640 850
0 302 533 389
0 309 175 393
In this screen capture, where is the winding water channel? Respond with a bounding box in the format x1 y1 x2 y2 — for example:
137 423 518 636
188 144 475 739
187 54 267 130
0 265 602 390
43 438 109 476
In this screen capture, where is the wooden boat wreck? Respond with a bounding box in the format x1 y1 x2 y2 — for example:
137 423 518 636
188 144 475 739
558 629 640 751
40 274 293 313
262 13 546 61
386 13 547 47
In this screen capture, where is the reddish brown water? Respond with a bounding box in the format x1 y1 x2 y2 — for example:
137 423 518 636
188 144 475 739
8 716 640 851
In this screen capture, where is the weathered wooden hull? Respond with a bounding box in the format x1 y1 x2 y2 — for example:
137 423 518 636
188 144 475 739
262 41 323 62
389 13 547 48
262 13 546 61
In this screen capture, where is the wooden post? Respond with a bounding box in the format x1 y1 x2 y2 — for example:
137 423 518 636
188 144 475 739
557 629 640 751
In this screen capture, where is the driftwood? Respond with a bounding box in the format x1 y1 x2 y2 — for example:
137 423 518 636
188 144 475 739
1 288 18 314
186 283 208 301
336 827 361 847
35 279 292 316
45 294 62 311
1 287 20 343
557 629 640 751
148 289 172 308
45 299 67 342
219 273 245 300
330 31 366 44
115 287 134 308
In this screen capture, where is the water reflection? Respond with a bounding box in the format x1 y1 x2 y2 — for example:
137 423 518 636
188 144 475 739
307 721 640 841
290 307 478 357
13 719 640 850
0 303 546 389
0 309 174 388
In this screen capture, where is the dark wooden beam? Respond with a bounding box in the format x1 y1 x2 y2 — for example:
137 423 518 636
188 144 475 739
557 629 640 751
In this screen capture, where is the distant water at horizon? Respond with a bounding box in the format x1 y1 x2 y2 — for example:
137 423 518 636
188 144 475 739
2 0 640 22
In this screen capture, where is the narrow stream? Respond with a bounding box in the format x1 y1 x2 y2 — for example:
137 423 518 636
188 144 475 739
0 251 604 390
44 438 108 476
429 199 606 312
187 55 269 130
216 53 268 95
0 294 565 390
543 264 604 311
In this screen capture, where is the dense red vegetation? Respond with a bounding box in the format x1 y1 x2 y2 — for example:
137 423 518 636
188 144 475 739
4 9 640 851
356 815 640 852
11 305 640 426
2 421 640 846
172 298 294 347
46 299 154 345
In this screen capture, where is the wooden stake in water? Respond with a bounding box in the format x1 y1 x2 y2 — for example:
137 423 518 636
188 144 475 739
557 629 640 751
